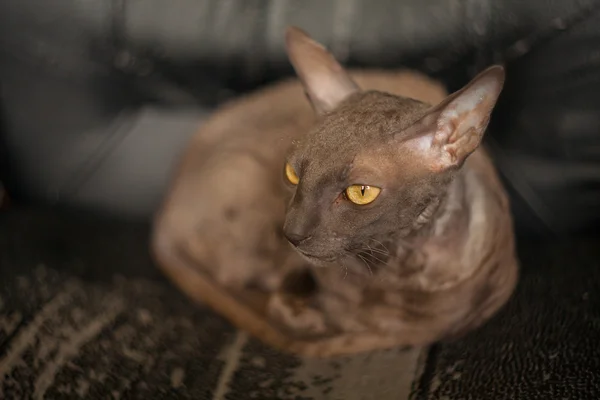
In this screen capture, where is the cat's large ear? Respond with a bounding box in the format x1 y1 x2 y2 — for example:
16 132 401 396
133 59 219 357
406 66 505 172
285 26 360 115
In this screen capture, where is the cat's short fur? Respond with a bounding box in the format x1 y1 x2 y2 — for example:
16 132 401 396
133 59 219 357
151 27 518 356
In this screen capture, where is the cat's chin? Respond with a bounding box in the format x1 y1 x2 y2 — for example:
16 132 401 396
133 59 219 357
294 249 338 267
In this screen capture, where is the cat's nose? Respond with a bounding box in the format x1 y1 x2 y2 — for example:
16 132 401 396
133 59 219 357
284 231 310 247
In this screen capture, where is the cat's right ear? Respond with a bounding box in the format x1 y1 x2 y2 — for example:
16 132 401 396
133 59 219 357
285 26 360 115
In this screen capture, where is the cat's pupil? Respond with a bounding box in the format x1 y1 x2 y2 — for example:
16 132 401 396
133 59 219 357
361 186 366 196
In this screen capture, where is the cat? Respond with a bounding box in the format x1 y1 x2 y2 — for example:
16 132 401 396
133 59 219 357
152 27 518 356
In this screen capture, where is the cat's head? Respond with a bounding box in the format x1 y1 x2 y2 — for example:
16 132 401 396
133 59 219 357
281 26 505 264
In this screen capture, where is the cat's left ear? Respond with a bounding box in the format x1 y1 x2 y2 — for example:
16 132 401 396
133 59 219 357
407 66 505 172
285 26 360 115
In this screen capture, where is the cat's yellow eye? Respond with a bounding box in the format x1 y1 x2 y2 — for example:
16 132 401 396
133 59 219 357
345 185 381 205
285 163 299 185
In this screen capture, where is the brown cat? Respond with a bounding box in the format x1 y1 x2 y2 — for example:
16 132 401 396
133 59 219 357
151 27 518 357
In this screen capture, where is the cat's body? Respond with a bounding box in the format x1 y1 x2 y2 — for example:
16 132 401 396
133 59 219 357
152 28 518 356
275 146 517 342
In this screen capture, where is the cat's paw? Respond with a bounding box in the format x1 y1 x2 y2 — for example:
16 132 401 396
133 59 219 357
268 293 327 337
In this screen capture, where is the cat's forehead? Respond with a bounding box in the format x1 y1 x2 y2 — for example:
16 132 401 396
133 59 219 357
291 91 431 163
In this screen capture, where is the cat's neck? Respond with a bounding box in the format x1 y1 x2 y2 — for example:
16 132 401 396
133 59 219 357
428 172 469 238
384 172 470 253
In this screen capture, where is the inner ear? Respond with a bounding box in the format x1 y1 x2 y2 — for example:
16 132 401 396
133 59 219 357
407 65 505 172
285 26 360 115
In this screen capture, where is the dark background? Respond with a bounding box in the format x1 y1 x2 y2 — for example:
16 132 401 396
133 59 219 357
1 1 600 399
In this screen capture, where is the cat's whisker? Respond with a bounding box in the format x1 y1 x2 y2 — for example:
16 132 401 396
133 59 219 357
339 251 361 279
368 238 390 254
361 250 386 266
356 248 399 275
361 245 389 264
357 253 374 276
367 253 387 266
365 245 389 258
336 259 347 280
